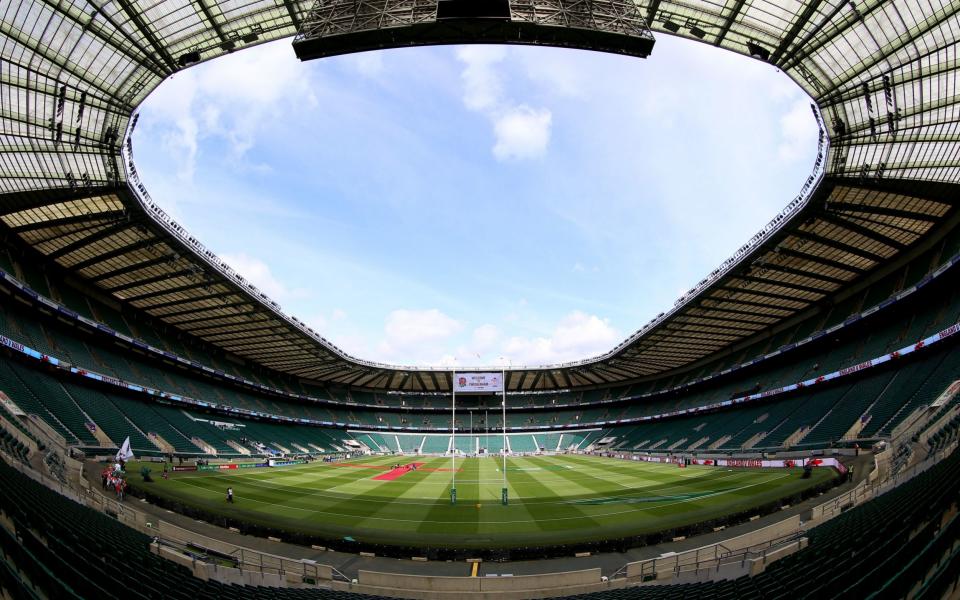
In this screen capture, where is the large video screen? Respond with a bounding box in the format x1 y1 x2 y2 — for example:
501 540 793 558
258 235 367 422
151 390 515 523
453 372 504 393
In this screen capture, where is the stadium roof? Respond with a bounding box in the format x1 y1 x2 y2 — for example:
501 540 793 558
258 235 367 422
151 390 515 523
1 0 959 392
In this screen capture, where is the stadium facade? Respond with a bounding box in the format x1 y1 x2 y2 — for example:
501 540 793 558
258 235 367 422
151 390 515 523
1 0 958 393
2 0 960 598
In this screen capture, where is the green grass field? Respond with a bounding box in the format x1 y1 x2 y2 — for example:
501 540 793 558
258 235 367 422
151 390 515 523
131 454 836 548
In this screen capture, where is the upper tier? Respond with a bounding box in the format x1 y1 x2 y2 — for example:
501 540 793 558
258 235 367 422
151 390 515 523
0 228 957 441
3 1 960 390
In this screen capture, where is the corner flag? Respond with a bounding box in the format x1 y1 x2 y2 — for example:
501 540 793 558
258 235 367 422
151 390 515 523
116 436 135 462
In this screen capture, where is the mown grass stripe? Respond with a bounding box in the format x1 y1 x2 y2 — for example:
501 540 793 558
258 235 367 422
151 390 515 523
128 455 837 548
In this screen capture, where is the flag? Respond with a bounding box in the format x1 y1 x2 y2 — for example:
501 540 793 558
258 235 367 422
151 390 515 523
116 436 134 462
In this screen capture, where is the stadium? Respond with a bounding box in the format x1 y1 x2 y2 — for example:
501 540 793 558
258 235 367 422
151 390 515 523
1 0 960 598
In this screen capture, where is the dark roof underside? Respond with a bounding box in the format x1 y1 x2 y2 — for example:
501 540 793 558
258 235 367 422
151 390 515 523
1 0 959 391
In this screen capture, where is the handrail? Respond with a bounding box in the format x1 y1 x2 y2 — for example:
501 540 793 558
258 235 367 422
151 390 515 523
2 434 957 592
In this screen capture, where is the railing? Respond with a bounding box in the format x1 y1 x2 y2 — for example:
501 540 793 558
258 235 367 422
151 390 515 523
614 439 959 586
619 530 805 583
811 438 957 522
25 413 68 453
5 415 957 594
0 449 80 503
153 536 334 583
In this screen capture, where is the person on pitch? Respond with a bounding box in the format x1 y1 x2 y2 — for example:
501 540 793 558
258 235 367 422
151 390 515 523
226 487 234 503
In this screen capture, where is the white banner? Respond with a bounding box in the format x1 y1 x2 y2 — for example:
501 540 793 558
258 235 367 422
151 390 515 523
453 372 503 393
618 454 847 474
0 394 25 417
932 379 960 408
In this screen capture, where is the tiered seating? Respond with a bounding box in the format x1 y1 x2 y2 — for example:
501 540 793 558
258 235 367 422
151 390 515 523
0 428 29 464
618 418 693 450
565 449 960 599
2 309 61 359
3 444 960 599
54 284 96 320
4 231 960 422
928 412 960 452
758 385 853 448
106 394 199 454
43 450 67 482
859 350 948 437
0 303 28 343
396 433 424 453
153 407 238 454
233 419 348 454
421 435 450 453
18 263 50 298
88 300 135 337
61 382 154 451
876 348 960 437
0 239 958 455
0 248 15 274
476 433 505 454
536 432 562 451
453 435 475 454
564 430 602 450
0 361 96 445
360 433 392 452
801 370 897 446
509 435 537 453
0 397 42 446
53 333 103 369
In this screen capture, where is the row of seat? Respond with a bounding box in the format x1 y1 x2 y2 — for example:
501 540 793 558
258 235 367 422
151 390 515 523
2 444 959 599
1 325 957 459
2 223 959 418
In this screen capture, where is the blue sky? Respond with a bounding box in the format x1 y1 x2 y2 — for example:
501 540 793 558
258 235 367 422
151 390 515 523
133 36 818 368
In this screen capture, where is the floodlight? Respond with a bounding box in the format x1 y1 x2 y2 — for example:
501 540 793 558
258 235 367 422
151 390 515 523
662 20 680 32
746 41 770 61
177 51 201 66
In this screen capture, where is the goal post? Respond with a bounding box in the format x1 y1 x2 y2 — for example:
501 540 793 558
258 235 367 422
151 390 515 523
451 371 508 505
502 368 508 505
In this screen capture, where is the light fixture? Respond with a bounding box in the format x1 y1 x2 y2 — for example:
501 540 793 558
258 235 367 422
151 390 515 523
177 51 201 67
746 41 770 61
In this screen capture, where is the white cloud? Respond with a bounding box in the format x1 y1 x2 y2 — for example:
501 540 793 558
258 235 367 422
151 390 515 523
456 46 507 111
501 311 619 365
303 308 348 333
385 308 463 343
347 51 385 78
472 324 500 352
140 41 317 182
572 262 600 274
377 309 464 361
455 47 553 161
366 310 618 367
520 48 585 98
434 354 460 368
778 99 817 162
219 252 306 304
493 106 552 161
